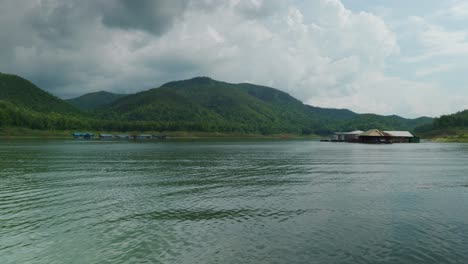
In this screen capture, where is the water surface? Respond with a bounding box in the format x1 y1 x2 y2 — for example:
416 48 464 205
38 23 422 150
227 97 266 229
1 140 467 263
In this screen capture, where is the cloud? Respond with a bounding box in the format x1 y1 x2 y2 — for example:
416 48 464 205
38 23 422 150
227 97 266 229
401 16 468 63
307 71 466 117
414 64 454 77
230 0 289 19
437 0 468 20
100 0 189 35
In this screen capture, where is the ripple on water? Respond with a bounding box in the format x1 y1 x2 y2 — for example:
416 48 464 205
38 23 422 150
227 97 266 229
1 141 468 264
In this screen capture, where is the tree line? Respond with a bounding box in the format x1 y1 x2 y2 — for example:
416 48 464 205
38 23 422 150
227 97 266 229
0 100 309 134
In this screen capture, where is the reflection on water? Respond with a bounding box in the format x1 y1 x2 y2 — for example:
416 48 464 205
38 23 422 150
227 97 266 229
1 140 468 263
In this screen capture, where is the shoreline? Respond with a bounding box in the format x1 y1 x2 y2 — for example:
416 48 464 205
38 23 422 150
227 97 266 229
0 127 321 140
429 137 468 143
3 127 467 142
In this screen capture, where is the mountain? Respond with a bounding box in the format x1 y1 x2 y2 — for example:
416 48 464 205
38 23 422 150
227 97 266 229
414 109 468 138
98 77 432 134
0 72 81 115
66 91 126 110
338 114 434 132
0 73 433 135
98 77 339 133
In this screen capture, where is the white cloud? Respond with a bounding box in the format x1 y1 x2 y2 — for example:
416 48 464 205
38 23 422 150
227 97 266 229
401 15 468 63
307 71 466 117
415 64 454 77
439 1 468 20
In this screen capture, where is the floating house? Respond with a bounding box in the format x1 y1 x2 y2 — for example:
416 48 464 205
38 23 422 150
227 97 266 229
152 134 167 140
384 131 418 143
116 134 130 139
358 129 392 144
327 129 419 144
73 132 94 139
333 130 363 142
99 134 114 139
136 134 152 140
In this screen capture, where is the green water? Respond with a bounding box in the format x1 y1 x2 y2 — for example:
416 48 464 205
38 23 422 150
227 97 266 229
1 140 467 264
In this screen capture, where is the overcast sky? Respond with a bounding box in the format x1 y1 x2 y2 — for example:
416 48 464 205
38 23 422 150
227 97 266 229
1 0 468 118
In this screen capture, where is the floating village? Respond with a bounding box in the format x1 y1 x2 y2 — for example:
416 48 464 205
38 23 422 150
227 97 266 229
321 129 420 144
72 129 419 144
72 132 167 140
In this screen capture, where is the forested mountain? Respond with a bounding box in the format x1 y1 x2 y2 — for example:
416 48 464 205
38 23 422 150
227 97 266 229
414 109 468 137
0 73 433 135
337 114 433 132
98 77 432 134
0 73 82 115
66 91 126 110
99 77 319 133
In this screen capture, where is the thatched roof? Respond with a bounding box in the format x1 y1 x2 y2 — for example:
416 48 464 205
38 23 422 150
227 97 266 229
359 129 389 137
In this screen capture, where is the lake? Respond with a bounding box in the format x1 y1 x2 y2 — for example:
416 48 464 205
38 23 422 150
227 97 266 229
1 140 467 264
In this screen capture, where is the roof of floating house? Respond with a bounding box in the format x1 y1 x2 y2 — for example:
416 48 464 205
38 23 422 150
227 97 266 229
334 130 363 135
73 132 94 136
384 131 414 137
359 129 390 137
334 129 414 138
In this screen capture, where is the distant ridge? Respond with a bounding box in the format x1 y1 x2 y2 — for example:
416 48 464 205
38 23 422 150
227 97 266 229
0 72 81 115
66 91 126 110
96 76 433 134
414 109 468 137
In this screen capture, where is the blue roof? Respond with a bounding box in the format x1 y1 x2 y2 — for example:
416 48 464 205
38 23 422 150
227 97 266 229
73 132 94 136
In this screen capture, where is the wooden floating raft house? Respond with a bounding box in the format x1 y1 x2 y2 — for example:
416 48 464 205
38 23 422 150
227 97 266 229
358 129 393 144
136 134 152 140
152 134 167 139
99 134 115 139
323 129 420 144
383 131 419 143
72 132 95 139
332 130 363 142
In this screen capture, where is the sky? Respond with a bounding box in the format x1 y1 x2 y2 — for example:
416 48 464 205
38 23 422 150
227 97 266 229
1 0 468 118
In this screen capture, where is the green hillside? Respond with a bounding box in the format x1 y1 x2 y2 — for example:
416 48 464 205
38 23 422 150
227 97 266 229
0 100 88 130
98 77 432 134
414 109 468 141
0 73 434 135
0 73 81 115
338 114 433 132
99 77 322 134
66 91 126 110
